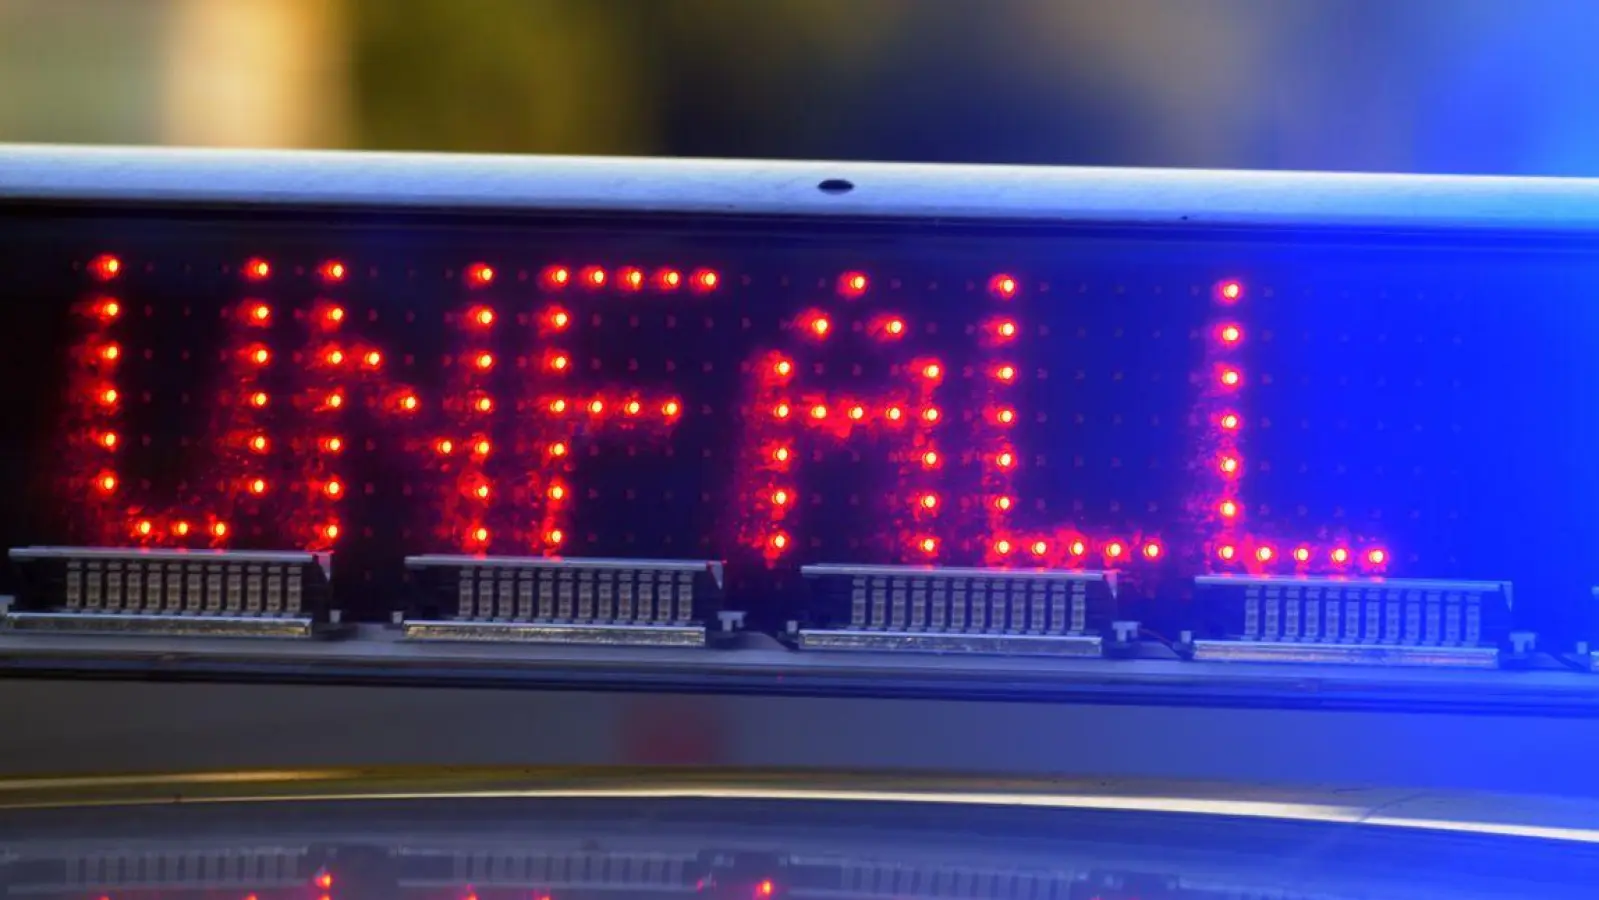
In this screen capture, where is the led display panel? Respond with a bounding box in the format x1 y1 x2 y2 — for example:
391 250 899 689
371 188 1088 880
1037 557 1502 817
0 211 1592 637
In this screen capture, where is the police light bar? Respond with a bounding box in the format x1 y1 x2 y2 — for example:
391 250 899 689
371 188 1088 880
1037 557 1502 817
401 554 722 646
796 563 1119 655
4 546 332 638
3 144 1599 676
1187 574 1514 667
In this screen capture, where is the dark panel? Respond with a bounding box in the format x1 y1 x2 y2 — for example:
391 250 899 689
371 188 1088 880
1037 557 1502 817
0 211 1594 634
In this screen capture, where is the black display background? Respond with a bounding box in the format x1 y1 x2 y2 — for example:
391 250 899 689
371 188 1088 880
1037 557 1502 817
1 210 1594 634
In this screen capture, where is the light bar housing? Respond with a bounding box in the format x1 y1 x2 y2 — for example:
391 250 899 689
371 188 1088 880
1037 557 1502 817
0 144 1596 667
401 554 722 646
1187 574 1513 667
796 563 1118 655
4 546 332 638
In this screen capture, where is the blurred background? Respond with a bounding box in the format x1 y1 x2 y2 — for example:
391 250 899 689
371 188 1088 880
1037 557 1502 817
2 0 1598 174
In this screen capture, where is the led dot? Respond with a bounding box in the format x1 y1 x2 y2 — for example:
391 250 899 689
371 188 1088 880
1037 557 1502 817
1030 540 1048 557
1293 546 1311 563
547 307 570 329
248 346 270 366
98 431 119 449
995 364 1017 383
773 403 792 420
474 395 494 413
1105 541 1125 560
662 399 682 417
474 483 490 500
693 269 719 291
657 269 682 290
1331 547 1351 564
324 390 345 409
474 351 495 371
399 392 420 412
243 258 269 281
247 302 271 323
320 260 347 283
173 520 191 537
885 318 906 336
919 537 938 554
809 315 831 337
90 254 122 280
324 348 345 366
1142 540 1163 560
840 272 868 296
470 306 495 327
1219 324 1242 344
919 492 939 510
362 350 382 368
809 403 827 420
550 441 568 457
996 451 1016 469
1219 412 1241 431
1219 455 1240 475
996 319 1018 339
588 398 605 415
1218 499 1239 518
544 266 571 288
1069 539 1088 557
99 387 119 407
98 299 121 320
1220 367 1241 387
994 538 1013 555
771 488 791 507
314 874 334 891
625 399 642 415
550 354 570 371
885 406 904 422
772 446 791 463
990 274 1018 298
1219 280 1243 302
98 343 121 362
435 438 455 455
467 262 495 286
548 483 566 501
921 449 940 468
996 407 1016 425
211 522 229 539
773 359 793 377
921 406 940 423
581 266 607 288
95 472 117 493
323 479 344 498
320 435 343 454
620 267 645 290
848 404 865 421
135 519 153 536
1256 545 1275 563
472 526 490 543
767 532 788 551
921 362 941 380
994 495 1013 511
249 434 269 453
1366 548 1388 566
248 391 268 408
1219 544 1237 561
248 477 268 495
472 438 491 456
325 305 346 325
